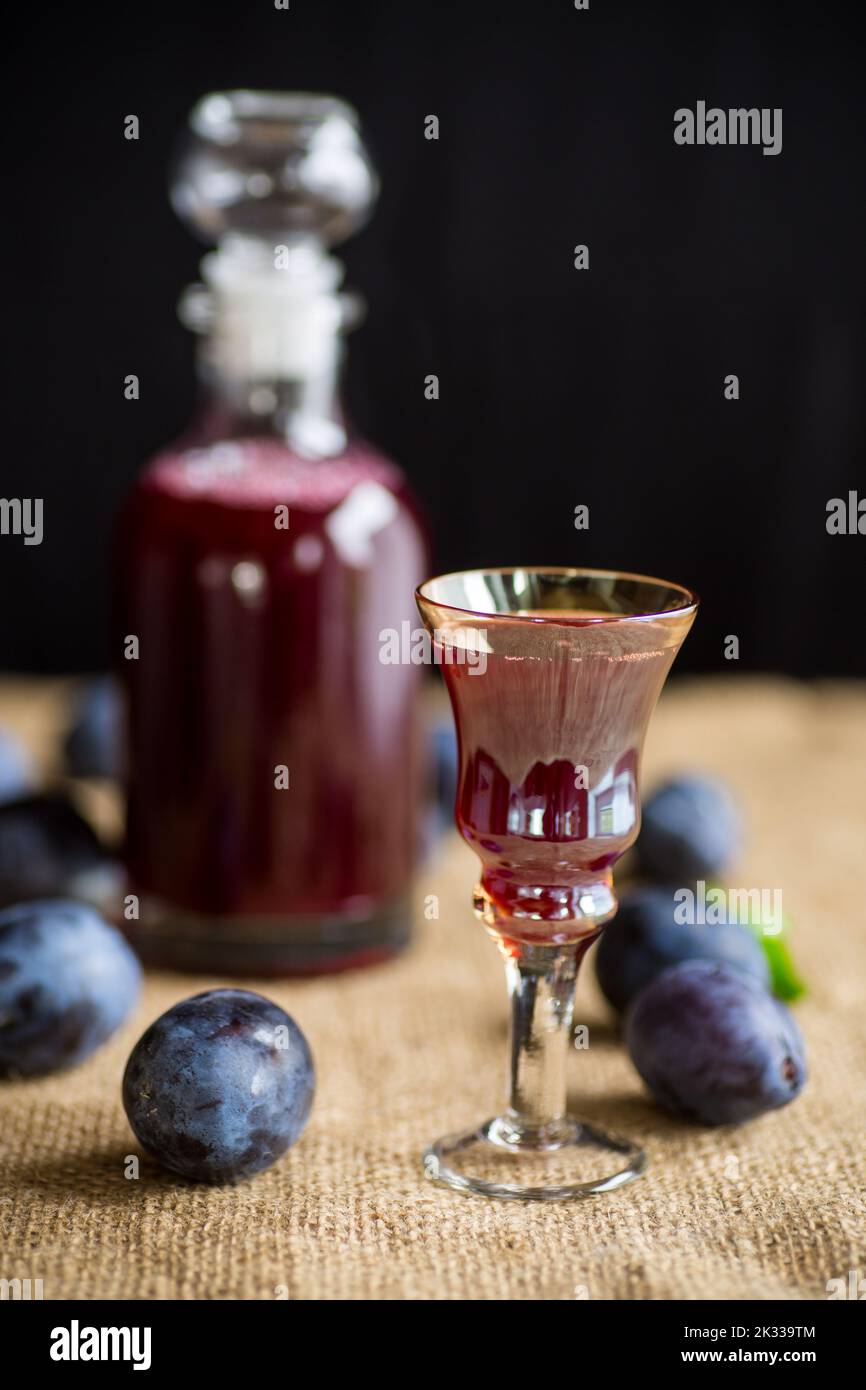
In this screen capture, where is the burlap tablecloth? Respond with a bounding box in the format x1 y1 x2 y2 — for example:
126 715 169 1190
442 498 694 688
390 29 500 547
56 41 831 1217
1 677 864 1301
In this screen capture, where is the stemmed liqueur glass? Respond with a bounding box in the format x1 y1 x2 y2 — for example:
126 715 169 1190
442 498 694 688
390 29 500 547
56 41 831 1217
416 567 698 1201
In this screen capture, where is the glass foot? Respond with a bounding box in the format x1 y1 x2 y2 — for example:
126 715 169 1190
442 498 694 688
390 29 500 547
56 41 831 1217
423 1116 647 1202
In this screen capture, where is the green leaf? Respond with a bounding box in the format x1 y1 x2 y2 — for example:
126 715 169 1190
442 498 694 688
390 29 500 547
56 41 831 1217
704 882 807 1000
758 931 806 1002
740 904 806 1002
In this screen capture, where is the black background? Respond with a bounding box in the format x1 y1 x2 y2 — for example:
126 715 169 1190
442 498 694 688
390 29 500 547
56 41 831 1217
1 0 864 675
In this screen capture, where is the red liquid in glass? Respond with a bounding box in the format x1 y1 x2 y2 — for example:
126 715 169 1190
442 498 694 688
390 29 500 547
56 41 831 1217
437 614 682 946
117 436 427 972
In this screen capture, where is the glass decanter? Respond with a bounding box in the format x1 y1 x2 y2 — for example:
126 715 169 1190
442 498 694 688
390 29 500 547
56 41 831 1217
116 92 427 973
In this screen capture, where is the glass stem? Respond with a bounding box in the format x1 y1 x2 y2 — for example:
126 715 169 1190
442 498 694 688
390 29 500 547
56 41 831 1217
500 942 584 1143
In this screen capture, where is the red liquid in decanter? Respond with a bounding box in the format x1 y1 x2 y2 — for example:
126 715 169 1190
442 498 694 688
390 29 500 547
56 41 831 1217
117 435 427 972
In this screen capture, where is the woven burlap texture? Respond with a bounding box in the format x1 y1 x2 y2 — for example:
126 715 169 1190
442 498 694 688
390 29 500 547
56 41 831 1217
1 678 864 1300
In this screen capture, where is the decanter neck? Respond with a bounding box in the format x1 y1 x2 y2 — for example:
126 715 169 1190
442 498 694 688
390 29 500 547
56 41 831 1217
183 238 358 456
192 366 347 457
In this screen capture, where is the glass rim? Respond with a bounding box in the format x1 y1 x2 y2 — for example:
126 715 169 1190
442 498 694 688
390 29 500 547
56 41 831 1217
415 565 700 626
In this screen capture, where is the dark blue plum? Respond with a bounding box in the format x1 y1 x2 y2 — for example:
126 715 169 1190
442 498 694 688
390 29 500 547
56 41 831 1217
596 884 769 1012
430 718 458 826
122 989 315 1184
0 793 116 910
0 727 32 804
419 718 460 860
63 677 124 780
0 899 142 1078
636 776 742 882
625 960 806 1126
